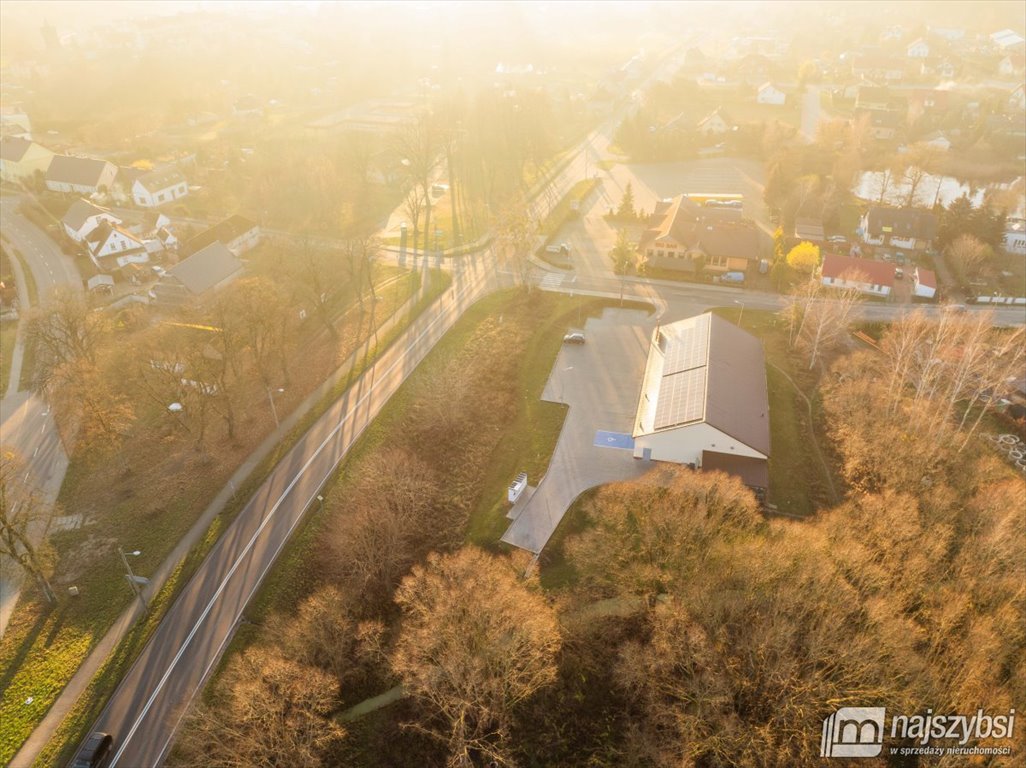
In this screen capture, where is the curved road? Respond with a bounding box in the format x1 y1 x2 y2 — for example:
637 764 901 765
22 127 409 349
0 195 82 300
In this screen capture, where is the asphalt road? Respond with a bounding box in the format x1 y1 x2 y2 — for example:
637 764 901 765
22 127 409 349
0 195 82 300
90 255 505 768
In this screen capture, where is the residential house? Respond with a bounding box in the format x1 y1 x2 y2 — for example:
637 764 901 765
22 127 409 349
0 106 32 138
855 108 904 140
85 221 149 270
851 54 906 81
697 108 734 135
998 53 1025 78
1003 218 1026 255
820 253 895 297
0 137 54 183
906 38 930 58
61 199 121 242
860 206 938 251
756 82 786 105
152 242 243 305
182 214 260 257
637 195 759 275
132 167 188 207
913 267 937 299
990 29 1026 53
632 312 770 494
794 218 825 242
45 155 117 195
879 25 904 43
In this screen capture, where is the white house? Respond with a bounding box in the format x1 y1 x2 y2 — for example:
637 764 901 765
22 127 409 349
61 199 121 242
696 108 734 135
0 137 55 183
85 221 149 269
756 82 786 105
632 313 770 492
913 267 937 299
906 38 930 58
45 156 117 195
860 206 937 251
132 167 188 207
1004 219 1026 255
821 253 895 297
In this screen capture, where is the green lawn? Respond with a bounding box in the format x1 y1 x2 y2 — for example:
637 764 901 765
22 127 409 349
0 272 446 768
0 321 17 394
712 307 837 517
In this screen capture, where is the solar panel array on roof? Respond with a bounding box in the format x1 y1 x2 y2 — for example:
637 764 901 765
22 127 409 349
654 366 706 430
663 314 710 375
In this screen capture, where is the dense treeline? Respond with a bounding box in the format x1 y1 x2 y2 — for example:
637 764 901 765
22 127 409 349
175 301 1025 767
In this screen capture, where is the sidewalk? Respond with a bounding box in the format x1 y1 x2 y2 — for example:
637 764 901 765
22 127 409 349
10 282 427 767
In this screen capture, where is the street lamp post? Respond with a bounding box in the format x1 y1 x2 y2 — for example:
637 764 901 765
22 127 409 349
734 300 745 328
118 546 148 612
266 387 285 428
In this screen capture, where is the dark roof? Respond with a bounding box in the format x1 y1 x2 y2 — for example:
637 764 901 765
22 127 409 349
821 253 896 286
183 214 258 256
85 220 144 251
702 451 769 489
794 218 825 241
704 315 771 456
864 206 937 240
62 199 114 230
46 155 111 187
637 313 771 457
640 196 758 261
0 136 32 162
166 242 243 295
135 166 186 193
117 166 146 185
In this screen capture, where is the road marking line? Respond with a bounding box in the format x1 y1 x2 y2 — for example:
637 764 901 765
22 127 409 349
109 274 483 766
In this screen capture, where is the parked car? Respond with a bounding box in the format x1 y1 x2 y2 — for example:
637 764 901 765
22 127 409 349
894 267 904 279
720 271 746 284
71 732 113 768
545 242 571 255
827 235 848 244
563 332 585 344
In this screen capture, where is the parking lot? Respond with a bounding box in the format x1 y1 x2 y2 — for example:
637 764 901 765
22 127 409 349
501 307 654 553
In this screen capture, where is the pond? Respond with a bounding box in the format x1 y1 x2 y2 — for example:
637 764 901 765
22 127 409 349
853 171 1021 210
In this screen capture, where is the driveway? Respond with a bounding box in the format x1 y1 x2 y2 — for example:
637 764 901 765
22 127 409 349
501 307 654 554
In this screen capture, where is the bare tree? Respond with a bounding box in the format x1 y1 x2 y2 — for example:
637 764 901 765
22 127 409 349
391 547 561 767
51 358 136 464
946 234 988 282
176 645 345 768
782 276 862 369
26 287 106 389
403 186 426 256
0 451 57 604
493 192 536 286
395 117 441 262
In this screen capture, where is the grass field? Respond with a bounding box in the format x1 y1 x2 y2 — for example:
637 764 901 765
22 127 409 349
0 270 446 768
0 321 17 394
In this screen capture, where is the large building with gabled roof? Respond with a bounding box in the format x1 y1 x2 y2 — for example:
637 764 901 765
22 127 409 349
633 312 770 491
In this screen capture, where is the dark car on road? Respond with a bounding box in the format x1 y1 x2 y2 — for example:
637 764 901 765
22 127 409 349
71 732 113 768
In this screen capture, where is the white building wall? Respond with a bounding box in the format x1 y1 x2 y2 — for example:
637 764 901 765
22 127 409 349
822 275 891 297
132 179 189 208
65 213 120 242
1003 231 1026 254
94 231 143 259
633 422 766 464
